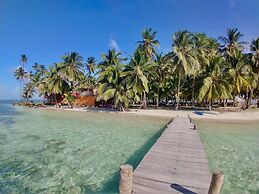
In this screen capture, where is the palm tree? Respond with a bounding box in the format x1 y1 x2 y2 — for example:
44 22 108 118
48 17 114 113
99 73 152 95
250 38 259 73
22 83 35 101
86 57 96 77
138 28 159 59
47 64 69 104
60 52 84 89
97 72 129 111
197 55 232 110
32 63 47 77
171 30 199 110
227 51 251 97
219 28 246 60
20 54 28 68
14 66 28 100
124 49 150 109
151 52 171 108
190 34 220 108
97 49 128 110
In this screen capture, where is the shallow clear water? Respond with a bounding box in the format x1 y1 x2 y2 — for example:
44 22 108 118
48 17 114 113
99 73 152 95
0 102 169 193
196 120 259 194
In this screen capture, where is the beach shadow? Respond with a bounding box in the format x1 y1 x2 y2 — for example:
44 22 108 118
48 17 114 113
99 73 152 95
96 120 171 193
170 183 197 194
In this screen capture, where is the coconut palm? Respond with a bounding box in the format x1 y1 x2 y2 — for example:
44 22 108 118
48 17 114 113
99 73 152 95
32 63 47 77
20 54 28 68
197 55 232 110
250 38 259 73
228 51 251 96
219 28 246 60
47 64 69 104
124 49 150 109
14 66 28 99
97 49 129 110
60 52 84 89
171 30 199 109
138 28 159 59
190 34 220 107
151 52 171 108
22 82 35 101
86 57 96 77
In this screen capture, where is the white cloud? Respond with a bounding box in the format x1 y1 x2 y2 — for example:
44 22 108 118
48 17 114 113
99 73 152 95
108 38 120 50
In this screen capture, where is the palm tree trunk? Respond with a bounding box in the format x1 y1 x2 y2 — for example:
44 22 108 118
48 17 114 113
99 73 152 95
176 77 181 110
54 94 58 107
209 99 212 111
143 92 147 109
20 80 22 101
155 88 159 109
191 77 196 109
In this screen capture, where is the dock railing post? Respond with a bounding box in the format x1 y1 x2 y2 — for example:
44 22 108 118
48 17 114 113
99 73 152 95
119 164 133 194
208 171 224 194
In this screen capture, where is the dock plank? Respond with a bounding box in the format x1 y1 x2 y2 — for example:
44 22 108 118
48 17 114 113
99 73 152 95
133 117 211 194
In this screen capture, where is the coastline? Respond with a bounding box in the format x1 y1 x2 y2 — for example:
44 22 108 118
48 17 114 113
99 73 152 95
39 106 259 122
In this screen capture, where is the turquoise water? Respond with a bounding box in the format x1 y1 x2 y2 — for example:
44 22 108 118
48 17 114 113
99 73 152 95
196 120 259 194
0 102 169 193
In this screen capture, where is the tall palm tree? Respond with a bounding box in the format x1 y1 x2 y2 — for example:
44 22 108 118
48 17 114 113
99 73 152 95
250 38 259 73
97 64 129 111
14 66 28 100
32 63 47 77
228 51 251 97
20 54 28 68
97 49 128 110
124 49 150 109
171 30 199 110
197 55 232 110
86 57 96 77
219 28 246 60
190 34 219 108
47 64 69 104
60 52 84 89
151 52 171 108
138 28 159 59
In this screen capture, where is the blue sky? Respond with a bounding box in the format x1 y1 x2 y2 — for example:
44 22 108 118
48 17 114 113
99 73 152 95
0 0 259 99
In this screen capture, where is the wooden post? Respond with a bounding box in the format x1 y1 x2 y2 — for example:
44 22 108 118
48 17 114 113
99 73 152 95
119 164 133 194
208 171 224 194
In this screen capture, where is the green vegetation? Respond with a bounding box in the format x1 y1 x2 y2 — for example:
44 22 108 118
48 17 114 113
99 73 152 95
14 28 259 110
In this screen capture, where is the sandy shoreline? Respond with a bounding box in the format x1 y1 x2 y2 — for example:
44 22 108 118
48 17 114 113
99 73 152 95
42 106 259 122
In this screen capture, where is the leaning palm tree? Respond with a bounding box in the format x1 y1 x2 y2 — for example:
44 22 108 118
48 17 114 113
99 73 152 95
197 55 232 110
171 30 199 110
14 66 27 100
138 28 159 59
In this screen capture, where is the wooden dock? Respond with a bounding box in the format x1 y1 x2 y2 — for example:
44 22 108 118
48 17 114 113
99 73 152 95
132 117 211 194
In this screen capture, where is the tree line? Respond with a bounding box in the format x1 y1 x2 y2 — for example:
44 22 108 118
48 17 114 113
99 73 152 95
14 28 259 110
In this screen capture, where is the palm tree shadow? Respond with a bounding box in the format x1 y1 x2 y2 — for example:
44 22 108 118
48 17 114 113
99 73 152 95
95 121 170 194
170 184 197 194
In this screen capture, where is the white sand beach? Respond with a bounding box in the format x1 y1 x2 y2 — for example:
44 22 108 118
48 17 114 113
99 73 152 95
45 106 259 121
